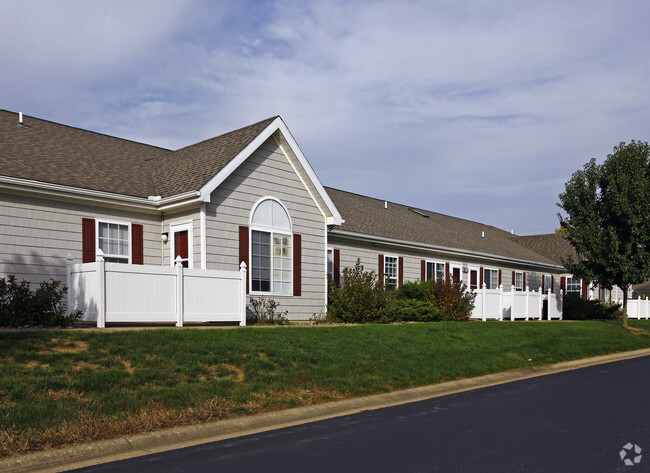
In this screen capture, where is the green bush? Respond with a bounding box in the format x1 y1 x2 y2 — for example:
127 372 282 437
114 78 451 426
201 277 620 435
327 263 475 323
0 275 82 328
562 294 621 320
396 279 475 321
392 298 442 322
327 260 394 323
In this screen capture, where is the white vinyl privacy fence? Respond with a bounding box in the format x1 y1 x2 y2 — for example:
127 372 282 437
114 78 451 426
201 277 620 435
67 252 247 327
625 296 650 319
471 285 563 321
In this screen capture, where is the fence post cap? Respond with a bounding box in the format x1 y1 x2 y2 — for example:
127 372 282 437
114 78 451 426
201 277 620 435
95 248 105 262
174 255 184 267
66 253 74 263
240 261 247 270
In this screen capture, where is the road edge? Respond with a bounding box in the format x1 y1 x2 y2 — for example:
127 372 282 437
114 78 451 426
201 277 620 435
4 347 650 473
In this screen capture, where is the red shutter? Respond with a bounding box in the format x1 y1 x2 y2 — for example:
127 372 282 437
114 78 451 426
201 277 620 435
581 279 588 300
480 267 484 287
598 284 602 300
498 270 502 287
421 260 426 281
551 276 554 293
512 271 515 285
542 276 545 292
293 234 302 296
82 218 95 263
522 273 526 290
378 255 384 282
445 262 450 281
132 224 144 265
333 249 341 287
239 226 249 294
398 257 404 285
560 276 566 292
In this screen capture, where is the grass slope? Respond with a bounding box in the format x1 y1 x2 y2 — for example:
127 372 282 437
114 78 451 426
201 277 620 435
1 320 649 456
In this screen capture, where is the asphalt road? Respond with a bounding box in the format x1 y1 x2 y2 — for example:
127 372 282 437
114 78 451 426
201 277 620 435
67 356 650 473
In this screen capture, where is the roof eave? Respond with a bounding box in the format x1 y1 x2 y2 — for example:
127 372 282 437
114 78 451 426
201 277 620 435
0 175 202 213
329 229 565 270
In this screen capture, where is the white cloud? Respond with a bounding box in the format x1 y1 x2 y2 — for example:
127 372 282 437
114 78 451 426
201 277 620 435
1 0 649 234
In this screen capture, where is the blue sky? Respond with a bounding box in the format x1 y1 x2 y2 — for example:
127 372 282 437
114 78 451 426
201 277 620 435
2 0 649 235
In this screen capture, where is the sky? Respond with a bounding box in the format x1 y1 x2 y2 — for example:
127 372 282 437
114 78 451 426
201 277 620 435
1 0 649 236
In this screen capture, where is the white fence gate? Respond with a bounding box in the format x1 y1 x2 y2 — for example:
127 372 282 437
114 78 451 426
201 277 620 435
67 252 247 327
471 285 563 321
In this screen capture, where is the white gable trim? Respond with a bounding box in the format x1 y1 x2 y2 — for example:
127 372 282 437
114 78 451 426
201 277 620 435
198 117 343 226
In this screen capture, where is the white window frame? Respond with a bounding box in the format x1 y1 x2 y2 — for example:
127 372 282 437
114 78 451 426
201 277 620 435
514 271 524 291
250 197 293 296
169 221 193 268
97 219 131 263
566 276 581 294
425 261 445 282
384 255 399 291
484 268 499 290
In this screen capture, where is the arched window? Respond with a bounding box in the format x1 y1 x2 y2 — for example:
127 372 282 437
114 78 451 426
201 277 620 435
250 198 292 294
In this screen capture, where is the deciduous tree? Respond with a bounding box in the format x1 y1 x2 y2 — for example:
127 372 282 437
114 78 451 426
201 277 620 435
558 140 650 328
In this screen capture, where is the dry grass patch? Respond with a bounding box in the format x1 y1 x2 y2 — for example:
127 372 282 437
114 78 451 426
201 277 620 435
38 339 88 355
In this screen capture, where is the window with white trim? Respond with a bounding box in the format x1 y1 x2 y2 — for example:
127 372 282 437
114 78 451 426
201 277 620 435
566 277 581 294
250 199 292 294
98 221 129 263
384 256 398 291
426 261 445 282
514 271 524 291
484 268 499 289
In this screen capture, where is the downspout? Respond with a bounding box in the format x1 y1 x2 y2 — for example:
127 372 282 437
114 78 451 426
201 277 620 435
200 203 207 269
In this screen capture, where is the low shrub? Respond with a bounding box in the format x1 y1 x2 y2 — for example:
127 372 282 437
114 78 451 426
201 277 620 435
249 297 289 325
396 279 474 321
327 260 394 323
327 263 475 323
0 275 82 327
562 294 621 320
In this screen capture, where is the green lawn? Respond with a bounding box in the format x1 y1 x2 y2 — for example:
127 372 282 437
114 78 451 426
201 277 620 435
1 320 650 456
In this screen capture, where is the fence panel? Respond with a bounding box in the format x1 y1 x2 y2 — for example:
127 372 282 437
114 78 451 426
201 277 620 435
104 264 176 323
183 268 244 322
67 254 246 327
547 291 563 320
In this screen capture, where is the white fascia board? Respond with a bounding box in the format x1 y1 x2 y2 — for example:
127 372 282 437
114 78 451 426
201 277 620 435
329 229 565 271
198 117 285 202
0 175 202 213
0 176 156 211
197 117 344 226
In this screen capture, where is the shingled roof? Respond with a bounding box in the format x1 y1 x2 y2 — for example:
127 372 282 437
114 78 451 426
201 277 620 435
0 110 168 197
513 233 578 266
325 187 560 266
0 110 277 199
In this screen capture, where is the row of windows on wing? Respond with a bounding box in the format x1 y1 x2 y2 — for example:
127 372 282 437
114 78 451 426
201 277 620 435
326 255 553 292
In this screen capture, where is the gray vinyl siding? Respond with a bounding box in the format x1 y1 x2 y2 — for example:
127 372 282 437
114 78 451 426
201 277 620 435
0 192 162 285
206 136 327 320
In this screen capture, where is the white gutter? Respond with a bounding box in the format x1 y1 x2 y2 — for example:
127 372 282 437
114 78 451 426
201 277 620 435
0 176 202 212
329 229 565 271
